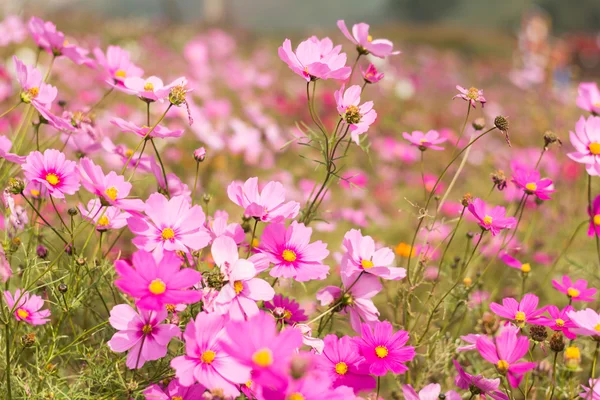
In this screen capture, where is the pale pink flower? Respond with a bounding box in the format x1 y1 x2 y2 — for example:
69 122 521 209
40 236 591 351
335 84 377 144
278 37 351 81
337 20 400 58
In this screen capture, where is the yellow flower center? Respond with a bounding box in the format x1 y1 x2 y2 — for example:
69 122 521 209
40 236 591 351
282 249 297 262
143 82 154 91
520 263 531 273
590 142 600 155
467 87 480 100
565 346 580 359
344 105 361 124
16 309 29 319
288 394 305 400
234 280 244 294
166 304 176 313
142 324 153 334
463 277 472 286
115 69 126 78
335 361 348 375
252 348 273 367
28 87 39 98
45 173 60 186
172 397 183 400
148 278 166 295
555 318 565 327
30 189 40 197
98 215 110 226
283 309 292 319
161 228 175 240
567 288 580 298
105 186 118 201
367 35 373 42
595 323 600 332
483 215 493 225
361 259 374 269
252 238 259 249
201 350 216 364
245 380 252 388
594 102 600 108
525 182 537 192
515 311 526 323
395 242 416 258
496 359 510 374
125 149 134 157
594 215 600 225
375 345 388 358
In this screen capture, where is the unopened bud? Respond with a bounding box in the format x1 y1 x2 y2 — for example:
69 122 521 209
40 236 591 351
543 130 561 148
7 178 24 195
461 193 472 207
37 245 48 259
472 118 485 131
58 283 68 293
68 207 78 216
494 116 511 147
194 147 206 162
21 333 36 347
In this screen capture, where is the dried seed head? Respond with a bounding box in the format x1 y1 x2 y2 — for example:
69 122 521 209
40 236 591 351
529 324 548 342
494 115 511 147
543 130 562 148
461 193 472 207
549 332 565 352
7 177 25 195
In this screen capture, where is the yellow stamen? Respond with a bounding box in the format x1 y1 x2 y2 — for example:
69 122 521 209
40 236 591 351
125 149 134 157
525 182 537 192
105 186 118 201
282 249 297 262
595 323 600 332
252 238 259 249
142 324 153 334
335 361 348 375
234 281 244 294
555 318 565 327
161 228 175 240
45 173 60 186
594 215 600 225
590 142 600 155
172 397 183 400
395 242 416 258
483 215 493 225
143 82 154 91
361 259 374 269
375 345 388 358
245 380 252 388
283 309 292 319
463 277 472 286
115 69 126 78
496 359 510 374
148 279 166 295
367 35 373 42
515 311 526 323
252 348 273 367
27 87 39 97
467 87 480 100
30 189 40 197
16 309 29 319
520 263 531 273
567 288 580 298
98 215 110 226
288 394 305 400
201 350 216 364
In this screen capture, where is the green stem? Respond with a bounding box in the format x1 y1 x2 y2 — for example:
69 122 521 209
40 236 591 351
376 376 381 398
150 138 170 196
22 194 68 245
246 219 259 259
4 320 11 400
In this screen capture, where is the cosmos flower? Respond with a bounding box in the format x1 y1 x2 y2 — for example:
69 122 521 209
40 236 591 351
588 195 600 237
278 37 351 81
535 305 577 340
360 63 384 84
499 252 532 274
93 45 144 86
566 308 600 338
22 149 80 199
14 56 58 112
467 198 516 236
576 82 600 114
206 210 245 245
552 275 597 302
402 384 461 400
123 75 186 102
334 84 377 144
142 379 206 400
78 199 129 231
110 118 184 139
0 136 26 164
107 304 179 369
337 20 400 58
28 17 90 64
489 293 546 327
567 115 600 176
403 130 447 151
453 85 486 108
264 294 308 325
511 167 554 200
3 289 50 325
579 378 600 400
453 360 509 400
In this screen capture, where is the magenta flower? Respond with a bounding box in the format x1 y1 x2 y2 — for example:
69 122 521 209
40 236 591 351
316 334 376 393
127 193 211 257
476 328 536 388
143 379 205 400
360 63 384 84
78 157 144 211
222 311 303 390
211 236 274 320
227 177 299 223
0 136 26 164
265 294 308 325
567 115 600 175
262 374 351 400
111 118 183 139
93 45 144 86
4 289 50 325
334 84 377 144
402 384 461 400
536 305 577 340
278 37 351 82
453 85 486 108
403 130 447 151
258 221 329 281
467 198 516 236
354 320 415 376
107 304 178 369
337 20 400 58
552 275 597 302
499 252 532 274
588 195 600 237
114 250 202 311
171 312 250 397
28 17 90 64
453 360 509 400
489 293 546 327
79 199 128 231
341 229 405 281
576 82 600 114
566 308 600 338
22 149 80 199
14 56 57 111
511 167 554 200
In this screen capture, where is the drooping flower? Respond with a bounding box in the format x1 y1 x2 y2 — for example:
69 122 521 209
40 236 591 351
552 275 597 302
111 118 184 139
114 250 202 311
93 45 144 86
278 37 351 81
402 384 461 400
257 221 329 281
360 63 384 84
467 198 516 236
28 17 90 64
3 289 50 325
124 75 186 103
567 115 600 175
588 194 600 237
566 308 600 338
403 130 447 151
454 85 486 108
576 82 600 114
341 229 405 281
264 294 308 325
0 136 26 164
511 167 554 200
22 149 80 199
316 334 376 393
14 56 57 112
475 328 536 387
334 84 377 144
535 305 577 340
127 193 211 257
452 360 509 400
227 177 299 223
170 312 251 397
78 199 129 231
489 294 546 327
107 304 178 369
499 252 532 274
354 320 415 376
337 20 400 58
142 378 205 400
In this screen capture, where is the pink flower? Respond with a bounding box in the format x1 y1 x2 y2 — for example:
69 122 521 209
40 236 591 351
576 82 600 114
170 312 250 397
78 157 144 211
258 221 330 281
0 136 25 164
107 304 179 369
402 384 461 400
4 289 50 325
566 308 600 338
143 379 205 400
536 305 577 340
211 236 274 320
278 37 351 81
262 374 350 400
337 20 400 58
316 334 376 393
580 378 600 399
453 360 509 400
467 198 516 236
453 85 486 108
511 167 554 200
28 17 90 64
0 247 12 283
567 116 600 175
588 195 600 237
489 293 546 327
334 84 377 144
124 75 185 102
499 252 532 274
78 199 129 231
221 311 303 390
127 193 211 257
265 294 308 325
93 45 143 86
14 56 58 111
402 130 447 151
207 211 245 245
149 161 191 202
457 334 482 352
22 149 80 199
341 229 405 280
110 118 184 139
360 63 384 84
552 275 597 302
476 328 536 388
227 177 300 223
114 250 202 311
354 320 415 376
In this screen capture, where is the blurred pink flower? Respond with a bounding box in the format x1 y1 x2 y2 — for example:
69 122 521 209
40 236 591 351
467 198 516 236
14 56 58 112
360 63 384 83
278 37 351 81
489 293 546 327
335 84 377 144
511 167 554 200
110 118 183 139
402 384 461 400
552 275 597 302
567 308 600 338
454 85 486 108
576 82 600 114
227 177 299 223
567 116 600 175
403 130 447 151
143 378 205 400
28 17 90 64
337 20 400 58
93 45 144 86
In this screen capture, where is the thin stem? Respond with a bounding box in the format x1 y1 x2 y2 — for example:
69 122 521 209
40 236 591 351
246 219 259 259
590 341 599 382
150 138 170 196
549 351 558 400
420 150 426 202
453 102 471 150
348 53 362 84
192 162 200 197
88 86 114 113
376 376 381 398
5 320 12 400
50 196 71 234
22 194 68 245
0 102 20 119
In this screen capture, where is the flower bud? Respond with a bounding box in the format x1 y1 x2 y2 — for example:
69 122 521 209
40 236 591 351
58 283 68 293
21 333 36 347
7 178 24 195
463 277 472 286
461 193 472 207
549 332 565 352
194 147 206 162
472 118 485 131
68 207 78 216
36 245 48 259
529 325 547 342
543 130 561 148
202 194 212 204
